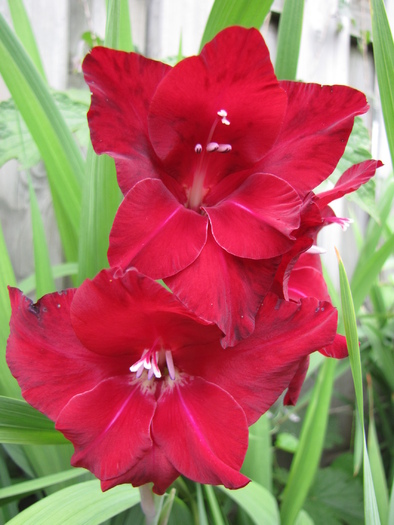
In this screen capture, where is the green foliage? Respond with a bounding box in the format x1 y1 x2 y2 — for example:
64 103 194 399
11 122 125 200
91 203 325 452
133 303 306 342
275 0 304 80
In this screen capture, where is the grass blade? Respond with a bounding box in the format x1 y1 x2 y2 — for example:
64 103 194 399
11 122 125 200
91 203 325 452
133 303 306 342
218 482 280 525
274 0 304 80
7 0 47 80
200 0 274 50
336 249 381 524
6 480 140 524
0 396 69 445
28 176 56 296
0 14 83 262
369 0 394 166
280 358 336 525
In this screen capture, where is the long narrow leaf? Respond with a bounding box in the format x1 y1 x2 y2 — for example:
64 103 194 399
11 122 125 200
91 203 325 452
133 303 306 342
77 0 129 284
218 482 279 525
280 358 336 525
7 0 47 80
0 14 83 262
0 396 69 446
242 414 272 490
274 0 304 80
337 250 381 524
28 177 56 296
200 0 274 50
6 480 140 524
0 469 88 505
370 0 394 166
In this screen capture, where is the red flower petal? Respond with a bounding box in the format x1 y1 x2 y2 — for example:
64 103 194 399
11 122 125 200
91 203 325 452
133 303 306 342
148 27 287 186
177 294 338 424
165 231 280 348
82 47 170 194
319 334 348 359
205 173 301 259
100 446 180 495
56 377 156 481
259 81 369 196
108 178 208 278
283 356 310 406
71 268 221 357
315 159 383 209
6 288 128 421
153 376 250 489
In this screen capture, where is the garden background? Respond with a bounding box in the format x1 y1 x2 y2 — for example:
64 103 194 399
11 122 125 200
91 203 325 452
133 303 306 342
0 0 393 524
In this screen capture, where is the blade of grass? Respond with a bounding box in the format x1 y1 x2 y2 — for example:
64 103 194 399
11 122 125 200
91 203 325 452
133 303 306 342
6 480 140 525
336 249 381 524
0 14 83 262
0 396 69 446
367 375 389 524
280 358 336 525
242 414 272 491
274 0 304 80
19 262 78 295
203 485 225 525
196 484 209 525
369 0 394 166
77 0 129 283
218 482 280 525
7 0 47 81
28 176 56 296
0 222 19 397
200 0 274 50
0 468 88 505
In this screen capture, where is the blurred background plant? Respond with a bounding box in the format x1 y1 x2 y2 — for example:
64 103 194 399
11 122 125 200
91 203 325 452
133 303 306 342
0 0 393 523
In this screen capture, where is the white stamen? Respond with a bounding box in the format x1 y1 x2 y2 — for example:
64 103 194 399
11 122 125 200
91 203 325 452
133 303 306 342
151 352 161 379
217 144 232 153
306 245 327 255
165 350 175 380
217 109 230 125
206 142 219 152
194 143 202 154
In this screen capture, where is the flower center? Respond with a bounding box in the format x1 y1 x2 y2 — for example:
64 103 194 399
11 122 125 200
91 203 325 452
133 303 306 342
129 341 175 381
187 109 232 211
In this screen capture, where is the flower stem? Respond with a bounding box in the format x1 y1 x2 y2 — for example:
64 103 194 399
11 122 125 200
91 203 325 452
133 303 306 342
139 484 156 524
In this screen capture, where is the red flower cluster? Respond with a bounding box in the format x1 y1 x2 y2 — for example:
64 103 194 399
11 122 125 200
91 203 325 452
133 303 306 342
6 26 380 495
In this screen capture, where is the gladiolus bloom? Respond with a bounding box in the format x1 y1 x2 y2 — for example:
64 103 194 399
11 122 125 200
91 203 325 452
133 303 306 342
83 26 371 347
7 268 340 494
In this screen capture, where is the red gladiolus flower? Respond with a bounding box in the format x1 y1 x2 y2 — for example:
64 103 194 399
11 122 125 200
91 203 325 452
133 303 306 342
82 26 370 346
7 268 339 494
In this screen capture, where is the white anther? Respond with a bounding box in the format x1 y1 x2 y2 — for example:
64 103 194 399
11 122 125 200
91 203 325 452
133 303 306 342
195 143 202 154
165 350 175 380
217 144 232 153
306 245 327 255
217 109 230 125
206 142 219 152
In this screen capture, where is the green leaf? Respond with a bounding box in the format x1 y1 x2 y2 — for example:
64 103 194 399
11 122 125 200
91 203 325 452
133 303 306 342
6 480 140 524
303 468 364 525
200 0 274 50
350 232 394 313
242 414 272 491
275 432 299 454
0 468 88 505
370 0 394 166
18 262 78 295
203 485 225 525
105 0 134 52
28 176 56 296
7 0 47 81
337 251 381 524
0 14 83 262
367 376 389 524
196 484 209 525
275 0 304 80
280 358 336 525
0 396 69 445
0 93 90 170
218 482 280 525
